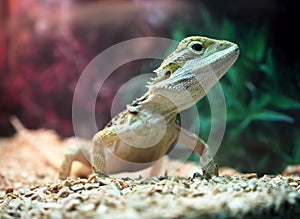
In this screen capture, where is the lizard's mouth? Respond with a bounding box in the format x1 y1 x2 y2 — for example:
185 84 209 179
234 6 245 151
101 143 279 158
211 45 239 74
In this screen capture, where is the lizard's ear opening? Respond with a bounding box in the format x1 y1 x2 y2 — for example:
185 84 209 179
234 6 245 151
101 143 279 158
165 70 171 79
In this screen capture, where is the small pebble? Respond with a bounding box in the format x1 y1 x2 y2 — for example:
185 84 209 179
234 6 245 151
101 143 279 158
76 203 95 212
71 184 84 192
5 188 14 194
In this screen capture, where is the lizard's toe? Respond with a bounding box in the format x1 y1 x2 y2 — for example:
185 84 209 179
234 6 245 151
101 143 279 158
201 162 219 179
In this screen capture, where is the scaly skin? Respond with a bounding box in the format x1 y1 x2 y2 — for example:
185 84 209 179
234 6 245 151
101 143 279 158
59 36 239 179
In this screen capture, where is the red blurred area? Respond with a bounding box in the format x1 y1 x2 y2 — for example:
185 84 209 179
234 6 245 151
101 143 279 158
0 0 88 136
0 0 191 136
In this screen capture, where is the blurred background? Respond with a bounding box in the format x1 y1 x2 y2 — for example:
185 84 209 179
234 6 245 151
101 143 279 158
0 0 299 175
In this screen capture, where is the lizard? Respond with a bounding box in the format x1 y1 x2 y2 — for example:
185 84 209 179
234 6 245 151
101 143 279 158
59 36 239 179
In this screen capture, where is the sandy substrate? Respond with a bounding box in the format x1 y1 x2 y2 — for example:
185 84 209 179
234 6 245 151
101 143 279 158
1 173 300 219
0 124 299 218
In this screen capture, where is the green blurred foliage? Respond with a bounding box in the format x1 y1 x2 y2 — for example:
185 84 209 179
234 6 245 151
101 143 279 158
172 8 300 174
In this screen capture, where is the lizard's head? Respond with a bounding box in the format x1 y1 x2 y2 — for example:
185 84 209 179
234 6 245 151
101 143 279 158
151 36 239 85
147 36 239 111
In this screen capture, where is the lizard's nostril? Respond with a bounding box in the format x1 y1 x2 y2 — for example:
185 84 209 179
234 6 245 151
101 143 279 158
219 43 226 49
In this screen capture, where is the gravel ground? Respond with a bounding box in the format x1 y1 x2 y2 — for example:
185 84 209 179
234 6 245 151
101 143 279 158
1 173 299 219
1 125 299 218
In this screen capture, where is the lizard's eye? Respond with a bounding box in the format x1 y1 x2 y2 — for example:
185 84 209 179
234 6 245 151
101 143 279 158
189 41 204 54
191 43 202 51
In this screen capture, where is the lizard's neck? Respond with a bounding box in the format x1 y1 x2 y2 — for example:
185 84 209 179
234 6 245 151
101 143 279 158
126 91 179 123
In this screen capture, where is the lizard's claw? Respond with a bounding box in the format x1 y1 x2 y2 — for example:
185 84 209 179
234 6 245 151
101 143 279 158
201 161 219 179
213 163 219 177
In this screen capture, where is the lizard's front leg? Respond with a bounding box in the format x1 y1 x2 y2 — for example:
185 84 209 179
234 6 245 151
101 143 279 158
174 125 218 176
92 133 106 177
92 128 120 177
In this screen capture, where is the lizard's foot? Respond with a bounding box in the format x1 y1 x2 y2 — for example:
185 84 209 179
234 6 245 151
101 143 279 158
192 163 219 180
202 163 219 179
194 161 219 180
94 168 109 178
